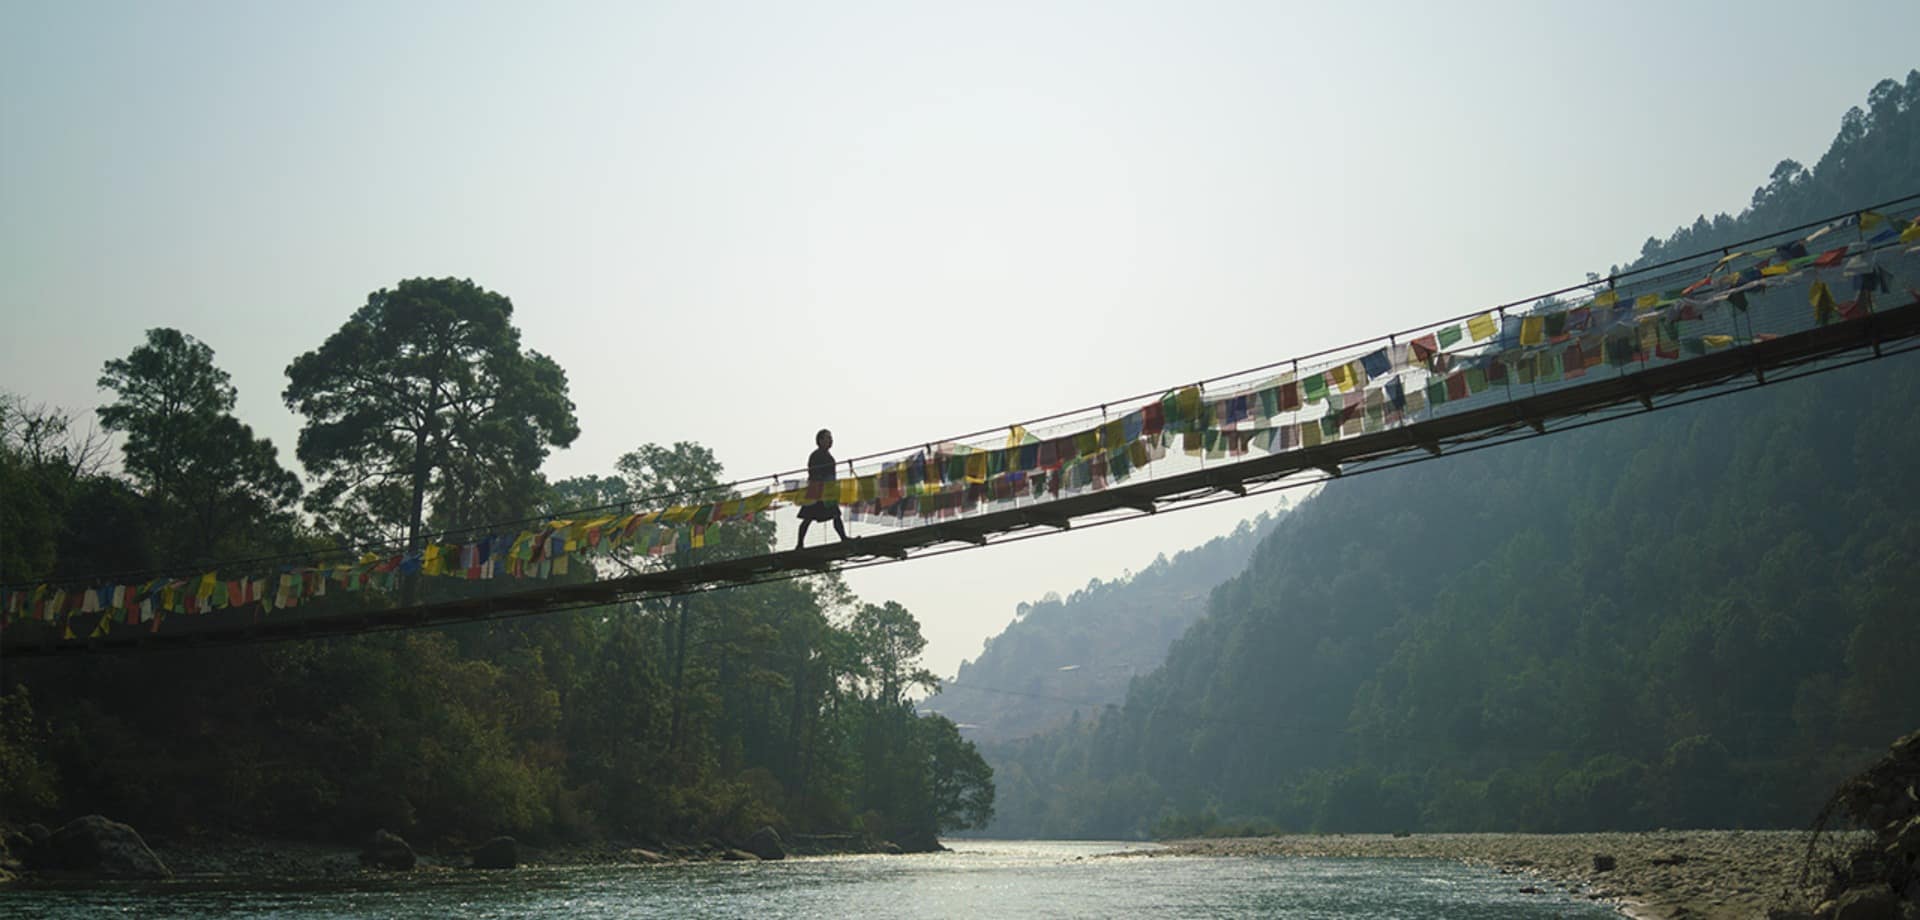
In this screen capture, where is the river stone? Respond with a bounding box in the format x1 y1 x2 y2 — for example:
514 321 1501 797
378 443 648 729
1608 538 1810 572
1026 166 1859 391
470 836 517 869
627 848 668 864
1831 885 1898 920
45 815 172 879
1593 854 1617 872
361 828 417 871
721 848 758 861
745 826 786 861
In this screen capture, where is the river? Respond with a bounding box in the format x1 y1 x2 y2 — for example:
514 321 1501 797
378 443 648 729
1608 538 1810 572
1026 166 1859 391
8 839 1620 918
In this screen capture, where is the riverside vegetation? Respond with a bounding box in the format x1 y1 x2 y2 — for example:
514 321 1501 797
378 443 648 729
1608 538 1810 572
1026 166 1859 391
0 283 992 871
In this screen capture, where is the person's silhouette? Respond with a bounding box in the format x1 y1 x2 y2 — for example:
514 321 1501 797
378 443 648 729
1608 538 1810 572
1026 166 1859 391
796 428 850 548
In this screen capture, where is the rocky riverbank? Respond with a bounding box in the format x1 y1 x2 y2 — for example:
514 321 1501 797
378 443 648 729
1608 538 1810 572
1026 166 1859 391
1145 830 1863 919
3 820 914 885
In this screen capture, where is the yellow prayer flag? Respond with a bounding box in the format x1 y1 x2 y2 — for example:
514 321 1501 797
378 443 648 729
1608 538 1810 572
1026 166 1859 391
1760 264 1789 276
1861 211 1885 231
839 479 859 504
1901 219 1920 243
1809 280 1833 307
1467 313 1496 341
1519 315 1545 346
1176 386 1202 420
965 451 987 483
1006 425 1028 449
1592 290 1619 308
1635 293 1660 311
1702 335 1734 349
1327 362 1351 391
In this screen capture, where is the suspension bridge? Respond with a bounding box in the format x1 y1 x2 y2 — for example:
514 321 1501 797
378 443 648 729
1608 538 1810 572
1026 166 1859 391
6 198 1919 657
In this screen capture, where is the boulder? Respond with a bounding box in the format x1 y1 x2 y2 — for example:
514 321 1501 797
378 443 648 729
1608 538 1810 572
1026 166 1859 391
360 828 417 871
44 815 171 879
720 848 758 861
744 826 786 861
626 848 669 864
1831 886 1898 920
469 836 517 870
893 829 946 854
1593 854 1617 873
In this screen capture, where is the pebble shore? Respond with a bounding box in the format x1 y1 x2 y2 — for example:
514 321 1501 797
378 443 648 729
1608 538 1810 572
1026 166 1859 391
1143 830 1864 919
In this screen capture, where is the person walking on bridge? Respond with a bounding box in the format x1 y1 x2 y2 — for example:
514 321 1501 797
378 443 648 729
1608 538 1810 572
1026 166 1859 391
797 428 850 549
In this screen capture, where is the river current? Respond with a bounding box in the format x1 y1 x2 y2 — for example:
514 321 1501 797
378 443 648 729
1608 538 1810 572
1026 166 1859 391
7 839 1619 918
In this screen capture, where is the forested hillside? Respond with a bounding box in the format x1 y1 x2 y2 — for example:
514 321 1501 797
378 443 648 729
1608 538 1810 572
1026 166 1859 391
923 504 1284 743
984 73 1920 840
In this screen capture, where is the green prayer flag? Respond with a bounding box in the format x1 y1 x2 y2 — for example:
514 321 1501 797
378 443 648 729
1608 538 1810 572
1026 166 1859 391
1536 351 1560 382
1426 378 1447 406
1466 367 1488 393
1437 325 1463 347
1303 373 1328 404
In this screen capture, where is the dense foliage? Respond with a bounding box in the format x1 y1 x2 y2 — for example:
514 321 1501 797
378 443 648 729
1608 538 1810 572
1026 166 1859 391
924 506 1282 743
983 73 1920 839
0 286 991 852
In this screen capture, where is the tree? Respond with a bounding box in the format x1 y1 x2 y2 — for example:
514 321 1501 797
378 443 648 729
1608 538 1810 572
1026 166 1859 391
848 601 938 706
283 278 578 569
918 713 995 832
96 329 299 561
2 395 120 583
611 441 776 767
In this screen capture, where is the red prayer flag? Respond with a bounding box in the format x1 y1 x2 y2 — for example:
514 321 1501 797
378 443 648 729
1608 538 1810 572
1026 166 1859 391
1445 372 1468 401
1410 334 1438 364
1814 246 1847 268
1279 381 1301 411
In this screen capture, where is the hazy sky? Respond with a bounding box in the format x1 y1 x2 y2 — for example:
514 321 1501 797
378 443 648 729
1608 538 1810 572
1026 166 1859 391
4 1 1916 676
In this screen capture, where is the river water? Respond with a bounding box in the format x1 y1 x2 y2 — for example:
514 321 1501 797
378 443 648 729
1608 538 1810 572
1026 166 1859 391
8 839 1619 918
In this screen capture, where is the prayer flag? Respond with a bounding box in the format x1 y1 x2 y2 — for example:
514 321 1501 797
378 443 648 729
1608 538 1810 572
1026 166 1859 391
1437 325 1462 347
1410 334 1438 364
1360 348 1391 379
1467 313 1496 341
1810 280 1837 325
1520 315 1545 346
